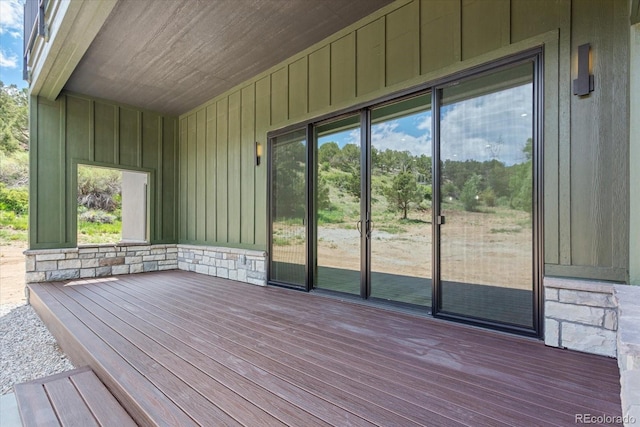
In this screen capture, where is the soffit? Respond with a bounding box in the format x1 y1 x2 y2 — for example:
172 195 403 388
63 0 393 116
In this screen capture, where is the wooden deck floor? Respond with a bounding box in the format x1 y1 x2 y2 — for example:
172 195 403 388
29 271 622 426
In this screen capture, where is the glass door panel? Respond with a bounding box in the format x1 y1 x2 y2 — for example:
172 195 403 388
270 130 307 287
438 63 534 327
369 95 432 306
314 115 362 294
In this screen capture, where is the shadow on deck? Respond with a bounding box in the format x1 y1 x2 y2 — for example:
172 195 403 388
28 271 621 426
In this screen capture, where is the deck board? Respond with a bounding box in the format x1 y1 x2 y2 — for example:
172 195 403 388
29 271 622 426
13 367 136 427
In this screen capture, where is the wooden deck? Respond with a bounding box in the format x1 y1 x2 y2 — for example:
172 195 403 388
14 367 136 427
29 271 622 426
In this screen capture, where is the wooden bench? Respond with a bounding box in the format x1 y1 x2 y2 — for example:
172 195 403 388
13 367 136 427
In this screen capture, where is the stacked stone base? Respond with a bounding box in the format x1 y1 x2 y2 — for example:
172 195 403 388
177 244 266 286
25 243 267 287
614 285 640 426
544 277 617 357
25 244 178 282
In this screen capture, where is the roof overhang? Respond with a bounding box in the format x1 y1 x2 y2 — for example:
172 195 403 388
632 0 640 24
28 0 117 101
54 0 394 116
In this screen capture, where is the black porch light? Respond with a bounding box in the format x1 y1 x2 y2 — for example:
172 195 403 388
573 43 594 96
255 141 262 166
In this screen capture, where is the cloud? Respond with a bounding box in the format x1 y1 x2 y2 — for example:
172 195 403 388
371 120 431 157
440 84 533 165
0 50 19 68
0 0 23 35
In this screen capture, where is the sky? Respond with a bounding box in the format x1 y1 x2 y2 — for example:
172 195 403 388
318 83 532 166
0 0 27 88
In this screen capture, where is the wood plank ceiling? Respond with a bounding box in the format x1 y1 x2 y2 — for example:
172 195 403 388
63 0 394 116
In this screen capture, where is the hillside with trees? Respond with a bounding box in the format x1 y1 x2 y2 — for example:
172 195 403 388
0 82 29 242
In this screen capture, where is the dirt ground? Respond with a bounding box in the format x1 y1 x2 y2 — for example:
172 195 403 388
274 206 533 291
0 243 27 307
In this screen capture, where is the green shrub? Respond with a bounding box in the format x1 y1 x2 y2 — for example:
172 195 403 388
0 151 29 187
0 210 28 230
79 209 116 224
317 208 344 224
460 174 481 212
77 166 121 212
0 184 28 214
481 188 496 207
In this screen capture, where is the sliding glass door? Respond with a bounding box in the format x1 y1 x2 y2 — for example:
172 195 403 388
369 95 432 306
314 115 362 295
435 62 536 329
269 130 307 287
268 51 541 335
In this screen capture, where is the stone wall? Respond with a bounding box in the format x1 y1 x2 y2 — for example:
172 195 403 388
614 285 640 425
24 243 268 287
177 244 267 286
24 244 178 282
544 277 618 357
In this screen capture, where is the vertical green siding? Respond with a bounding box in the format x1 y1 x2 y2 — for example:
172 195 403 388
228 91 242 244
308 46 330 112
240 85 256 245
205 105 217 241
196 109 207 242
34 99 63 245
179 118 188 241
176 0 630 280
271 68 288 126
118 108 139 167
420 0 461 74
216 98 229 243
461 0 510 60
30 93 178 249
288 58 308 120
94 103 116 164
330 34 356 106
254 76 270 247
357 18 385 97
569 0 629 272
510 0 566 43
186 114 196 241
161 118 177 241
386 1 420 85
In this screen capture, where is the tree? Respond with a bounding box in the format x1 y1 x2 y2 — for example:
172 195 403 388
345 169 361 200
337 143 360 171
384 171 421 219
316 175 332 210
318 141 340 165
273 141 306 219
460 174 482 212
509 139 533 213
0 82 29 154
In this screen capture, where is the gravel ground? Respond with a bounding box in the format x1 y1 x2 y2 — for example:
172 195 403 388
0 303 74 395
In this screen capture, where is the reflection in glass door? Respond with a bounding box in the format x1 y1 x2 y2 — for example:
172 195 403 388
369 95 432 306
314 115 362 295
437 62 535 328
269 130 307 287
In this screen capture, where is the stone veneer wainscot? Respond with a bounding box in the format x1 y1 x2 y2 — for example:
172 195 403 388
25 243 267 287
176 244 266 286
24 244 179 282
544 277 618 357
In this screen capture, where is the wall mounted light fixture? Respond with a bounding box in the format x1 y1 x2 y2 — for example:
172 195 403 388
255 141 262 166
573 43 594 96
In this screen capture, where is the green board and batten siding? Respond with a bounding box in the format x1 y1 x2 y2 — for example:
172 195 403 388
31 0 629 283
29 94 178 249
177 0 629 281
